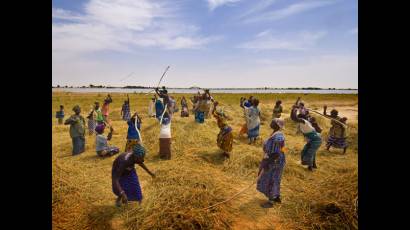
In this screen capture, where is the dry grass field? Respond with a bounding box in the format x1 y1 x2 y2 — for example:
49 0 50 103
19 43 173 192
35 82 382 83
52 92 358 230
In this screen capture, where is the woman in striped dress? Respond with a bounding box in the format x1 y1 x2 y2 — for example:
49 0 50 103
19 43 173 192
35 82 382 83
257 118 286 208
243 99 261 144
121 95 131 121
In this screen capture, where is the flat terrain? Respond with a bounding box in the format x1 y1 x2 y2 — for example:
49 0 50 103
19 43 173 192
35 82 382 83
52 92 358 230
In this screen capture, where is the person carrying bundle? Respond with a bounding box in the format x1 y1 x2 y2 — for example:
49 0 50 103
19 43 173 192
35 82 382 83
112 144 155 207
180 96 189 117
323 106 348 153
291 105 322 171
257 118 286 208
212 101 233 159
55 105 65 124
121 95 131 121
95 124 120 157
241 98 261 144
159 111 172 159
125 112 142 153
272 100 283 118
64 105 86 155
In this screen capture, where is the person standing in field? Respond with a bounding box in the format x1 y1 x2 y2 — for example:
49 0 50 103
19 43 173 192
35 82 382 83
239 96 253 137
86 109 96 136
95 124 120 157
291 105 322 171
55 105 65 125
159 111 172 159
112 144 156 207
94 102 105 126
242 98 261 144
212 101 233 159
121 95 131 121
102 94 113 124
180 96 189 117
64 105 86 155
272 100 283 118
194 94 207 123
257 118 286 208
148 96 156 117
155 97 165 121
125 112 142 153
323 106 348 153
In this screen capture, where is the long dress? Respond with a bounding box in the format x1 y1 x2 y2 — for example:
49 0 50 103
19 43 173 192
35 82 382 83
245 106 261 138
148 100 155 117
298 119 322 166
159 117 172 159
327 118 348 148
112 152 143 202
121 103 131 121
257 131 286 200
155 99 164 121
213 111 233 153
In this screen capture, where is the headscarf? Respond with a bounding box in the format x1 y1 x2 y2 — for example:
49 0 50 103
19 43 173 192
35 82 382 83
271 118 285 130
95 124 105 134
72 105 81 113
133 143 146 158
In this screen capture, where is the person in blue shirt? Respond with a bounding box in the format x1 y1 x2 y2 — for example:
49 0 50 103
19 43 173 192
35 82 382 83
55 105 65 124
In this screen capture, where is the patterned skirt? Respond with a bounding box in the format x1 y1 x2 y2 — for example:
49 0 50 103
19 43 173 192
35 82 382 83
247 125 260 138
327 136 348 148
125 139 140 152
113 169 143 202
97 146 120 157
122 111 131 121
88 119 96 135
301 132 322 166
217 127 233 153
257 153 286 199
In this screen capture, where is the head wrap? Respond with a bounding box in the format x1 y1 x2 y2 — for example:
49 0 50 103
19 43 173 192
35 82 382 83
95 124 105 134
133 143 146 158
72 105 81 113
271 118 285 130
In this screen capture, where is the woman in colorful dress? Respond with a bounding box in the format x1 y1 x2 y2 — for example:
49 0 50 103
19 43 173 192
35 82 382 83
64 105 86 155
55 105 65 124
95 124 120 157
242 98 261 144
94 102 105 126
291 105 322 171
180 96 189 117
112 143 155 207
212 101 233 159
121 95 131 121
272 100 283 118
323 106 348 153
125 112 142 153
155 97 165 121
257 118 286 208
194 94 207 123
102 94 113 124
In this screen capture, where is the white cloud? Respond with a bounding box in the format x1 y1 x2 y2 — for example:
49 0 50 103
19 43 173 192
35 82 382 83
237 0 277 19
238 30 327 51
52 0 218 57
207 0 241 11
242 0 335 23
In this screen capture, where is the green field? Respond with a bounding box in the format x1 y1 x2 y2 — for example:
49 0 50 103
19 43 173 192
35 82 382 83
52 92 358 230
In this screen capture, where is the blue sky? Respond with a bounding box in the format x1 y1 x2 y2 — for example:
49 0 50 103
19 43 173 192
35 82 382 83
52 0 357 88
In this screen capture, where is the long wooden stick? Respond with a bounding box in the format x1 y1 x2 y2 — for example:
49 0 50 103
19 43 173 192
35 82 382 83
145 66 170 95
307 109 348 128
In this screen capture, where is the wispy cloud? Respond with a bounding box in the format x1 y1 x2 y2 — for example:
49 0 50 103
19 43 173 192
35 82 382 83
238 30 327 51
52 0 219 57
237 0 277 19
206 0 241 11
241 0 336 23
